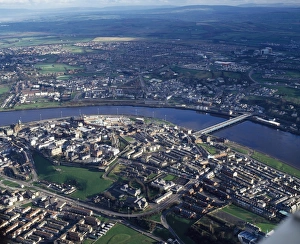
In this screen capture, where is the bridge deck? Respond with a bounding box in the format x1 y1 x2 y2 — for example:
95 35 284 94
194 114 251 136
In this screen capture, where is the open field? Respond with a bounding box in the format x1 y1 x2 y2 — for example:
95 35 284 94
163 174 177 181
14 101 60 110
33 153 113 200
2 180 20 188
0 34 93 48
94 223 156 244
35 63 81 74
166 213 196 244
274 86 300 104
148 213 161 223
93 37 141 42
221 204 277 233
200 143 218 155
0 85 10 95
57 75 72 80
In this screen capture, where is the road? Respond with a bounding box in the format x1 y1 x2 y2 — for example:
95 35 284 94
0 175 164 242
0 173 181 218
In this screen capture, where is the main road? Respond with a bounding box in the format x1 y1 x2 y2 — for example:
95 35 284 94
0 174 179 219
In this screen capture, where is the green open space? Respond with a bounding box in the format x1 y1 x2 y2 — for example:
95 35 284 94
57 75 72 80
221 204 277 233
122 136 135 143
14 101 60 110
33 153 113 200
199 143 218 155
21 202 34 208
83 239 94 244
251 151 300 179
230 146 249 155
62 45 87 54
148 213 161 223
0 35 93 48
171 67 213 79
0 85 10 95
96 215 110 223
251 73 280 84
94 223 155 244
35 63 81 74
93 37 140 42
2 180 20 188
166 213 196 244
163 174 177 181
274 86 300 104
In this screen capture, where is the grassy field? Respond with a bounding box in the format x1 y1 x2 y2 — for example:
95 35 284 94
163 174 177 181
166 213 196 244
14 101 60 110
122 136 135 143
148 213 161 223
33 153 113 200
94 223 156 244
93 37 140 42
199 143 218 155
221 204 277 233
2 180 20 188
274 86 300 104
107 163 126 181
0 35 93 48
230 145 249 155
0 85 10 95
251 151 300 179
35 63 81 74
57 75 72 80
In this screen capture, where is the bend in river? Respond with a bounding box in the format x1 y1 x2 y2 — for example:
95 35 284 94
1 105 299 169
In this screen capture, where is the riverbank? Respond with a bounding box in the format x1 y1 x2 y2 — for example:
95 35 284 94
2 99 299 136
1 104 299 168
226 140 300 177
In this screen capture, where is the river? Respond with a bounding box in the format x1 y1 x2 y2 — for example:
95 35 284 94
1 105 300 168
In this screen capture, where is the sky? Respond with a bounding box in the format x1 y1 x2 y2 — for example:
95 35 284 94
0 0 299 9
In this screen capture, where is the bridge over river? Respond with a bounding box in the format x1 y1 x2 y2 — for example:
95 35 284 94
194 113 252 136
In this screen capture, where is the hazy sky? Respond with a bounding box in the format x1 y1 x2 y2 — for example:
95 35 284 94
0 0 299 9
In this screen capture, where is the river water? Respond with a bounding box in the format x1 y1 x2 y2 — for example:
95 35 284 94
1 105 299 168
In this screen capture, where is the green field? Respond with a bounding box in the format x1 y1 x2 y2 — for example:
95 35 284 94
0 35 93 48
230 146 249 155
33 153 113 200
166 213 196 244
94 223 155 244
2 180 20 188
14 101 60 110
122 136 135 143
57 75 72 80
221 204 277 233
93 37 140 42
199 143 218 155
35 63 81 74
148 213 161 223
0 85 10 95
163 174 176 181
251 151 300 179
274 86 300 104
